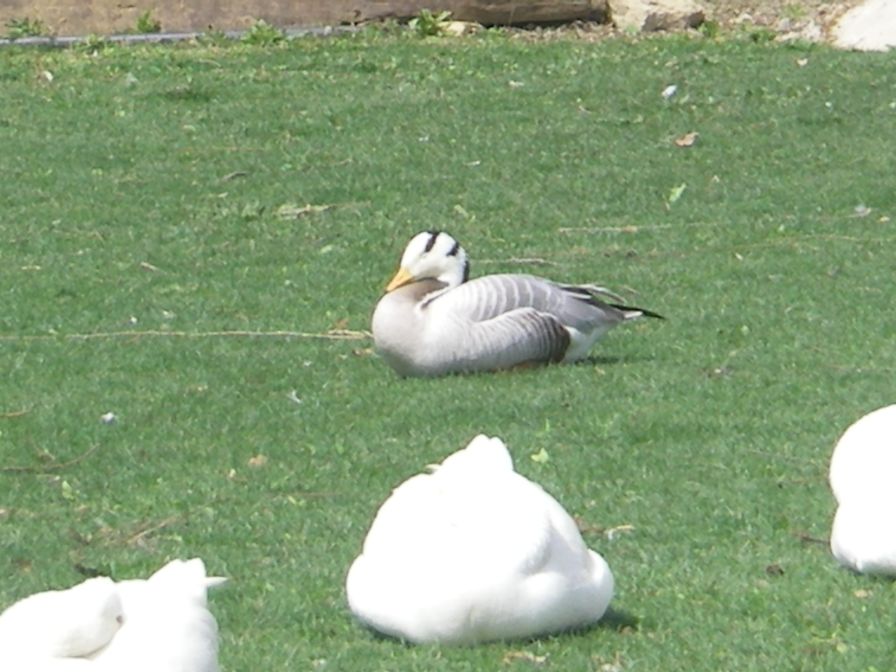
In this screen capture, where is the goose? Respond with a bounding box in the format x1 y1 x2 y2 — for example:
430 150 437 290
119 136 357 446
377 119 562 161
371 231 662 377
0 559 226 672
87 558 226 672
345 434 614 644
0 576 123 670
828 404 896 574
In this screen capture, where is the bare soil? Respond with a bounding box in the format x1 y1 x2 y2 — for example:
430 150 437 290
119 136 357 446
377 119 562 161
699 0 862 38
0 0 865 42
522 0 865 42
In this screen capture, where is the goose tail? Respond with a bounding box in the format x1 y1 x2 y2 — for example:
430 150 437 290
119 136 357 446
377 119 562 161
610 303 665 320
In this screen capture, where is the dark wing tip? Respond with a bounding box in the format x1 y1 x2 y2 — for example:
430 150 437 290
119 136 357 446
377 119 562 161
610 303 665 320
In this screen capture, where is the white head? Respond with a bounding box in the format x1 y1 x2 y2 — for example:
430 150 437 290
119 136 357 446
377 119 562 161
0 576 124 658
437 434 515 478
139 558 227 607
385 231 470 291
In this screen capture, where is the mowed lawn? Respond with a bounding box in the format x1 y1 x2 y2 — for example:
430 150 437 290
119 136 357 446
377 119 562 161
1 27 894 671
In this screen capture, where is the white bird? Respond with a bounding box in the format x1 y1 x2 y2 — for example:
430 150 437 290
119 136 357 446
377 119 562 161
828 404 896 574
345 434 614 644
0 577 123 671
371 231 662 377
88 558 226 672
0 559 226 672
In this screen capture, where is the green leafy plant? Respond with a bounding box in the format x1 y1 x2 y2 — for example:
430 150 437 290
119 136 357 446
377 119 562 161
198 27 231 46
135 10 162 34
76 34 111 54
749 26 778 43
698 19 721 39
241 19 285 46
783 3 808 21
5 16 48 40
408 9 452 37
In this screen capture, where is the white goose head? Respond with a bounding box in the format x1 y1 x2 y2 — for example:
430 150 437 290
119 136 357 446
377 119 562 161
385 231 469 292
0 575 124 659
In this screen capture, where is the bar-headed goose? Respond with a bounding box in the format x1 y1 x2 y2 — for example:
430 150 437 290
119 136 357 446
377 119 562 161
345 434 614 644
0 559 226 671
371 231 662 376
829 404 896 574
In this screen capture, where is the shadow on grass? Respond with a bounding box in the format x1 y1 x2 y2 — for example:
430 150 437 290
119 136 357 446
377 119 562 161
578 353 664 367
580 354 623 366
598 606 640 631
352 606 640 646
556 606 640 640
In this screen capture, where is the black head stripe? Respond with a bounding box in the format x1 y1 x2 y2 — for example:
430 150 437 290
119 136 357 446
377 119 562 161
423 231 440 253
447 239 461 257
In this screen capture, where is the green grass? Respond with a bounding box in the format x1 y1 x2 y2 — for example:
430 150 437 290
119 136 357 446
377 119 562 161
1 28 895 671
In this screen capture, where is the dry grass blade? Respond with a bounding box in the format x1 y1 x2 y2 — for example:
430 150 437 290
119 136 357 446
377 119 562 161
125 515 180 546
0 444 99 473
1 408 30 418
0 329 372 342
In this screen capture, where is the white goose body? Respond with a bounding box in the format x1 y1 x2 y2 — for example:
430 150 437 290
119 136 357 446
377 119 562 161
345 435 614 644
88 558 226 672
0 559 225 672
372 231 662 377
829 405 896 574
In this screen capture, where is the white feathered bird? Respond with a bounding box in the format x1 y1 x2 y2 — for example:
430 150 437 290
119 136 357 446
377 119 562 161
0 576 123 671
346 434 614 644
829 404 896 574
0 558 226 672
371 231 663 377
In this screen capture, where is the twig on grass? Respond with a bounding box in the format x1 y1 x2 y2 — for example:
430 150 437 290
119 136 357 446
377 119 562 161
1 408 30 418
125 514 180 547
0 328 372 343
0 444 99 474
796 532 829 546
558 224 674 234
275 203 336 218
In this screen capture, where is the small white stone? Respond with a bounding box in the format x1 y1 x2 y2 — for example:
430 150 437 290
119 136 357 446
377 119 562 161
100 412 117 424
662 84 678 100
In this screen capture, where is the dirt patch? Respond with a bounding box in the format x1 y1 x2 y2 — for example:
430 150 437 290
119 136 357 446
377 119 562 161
702 0 863 39
0 0 866 41
502 0 864 43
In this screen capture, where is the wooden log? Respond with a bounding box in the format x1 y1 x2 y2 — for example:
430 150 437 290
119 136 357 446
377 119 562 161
349 1 610 25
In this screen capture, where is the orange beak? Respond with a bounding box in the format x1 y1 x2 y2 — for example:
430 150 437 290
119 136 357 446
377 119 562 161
385 266 415 292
